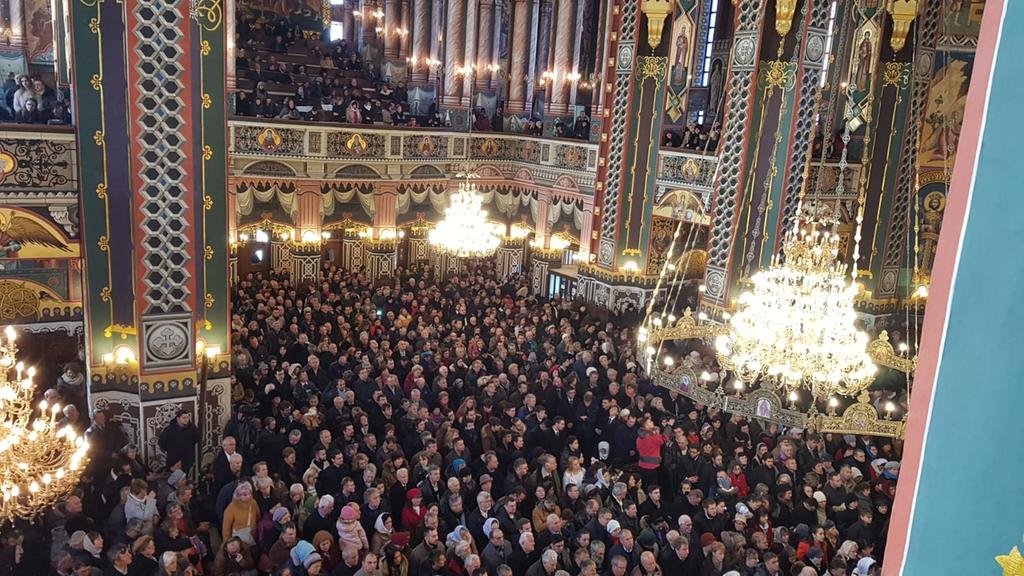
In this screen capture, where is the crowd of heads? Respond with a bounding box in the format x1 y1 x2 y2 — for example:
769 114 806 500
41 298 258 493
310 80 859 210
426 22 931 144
0 258 899 576
662 122 721 152
3 72 70 125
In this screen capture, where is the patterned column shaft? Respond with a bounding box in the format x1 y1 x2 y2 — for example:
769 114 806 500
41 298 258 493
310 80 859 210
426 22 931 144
442 0 465 104
295 187 323 239
462 0 479 105
476 0 494 88
875 0 941 299
411 0 431 81
430 0 443 63
699 0 768 308
385 0 400 58
71 0 231 465
548 0 574 114
776 0 831 242
595 0 638 269
507 0 530 111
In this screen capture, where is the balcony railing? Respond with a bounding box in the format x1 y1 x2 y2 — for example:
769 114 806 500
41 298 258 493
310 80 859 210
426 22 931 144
0 125 77 196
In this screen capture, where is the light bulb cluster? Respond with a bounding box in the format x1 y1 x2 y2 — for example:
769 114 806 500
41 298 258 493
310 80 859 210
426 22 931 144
0 326 89 522
714 226 877 399
428 182 500 258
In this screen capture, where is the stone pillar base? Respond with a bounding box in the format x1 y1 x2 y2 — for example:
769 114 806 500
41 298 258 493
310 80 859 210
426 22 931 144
529 247 563 296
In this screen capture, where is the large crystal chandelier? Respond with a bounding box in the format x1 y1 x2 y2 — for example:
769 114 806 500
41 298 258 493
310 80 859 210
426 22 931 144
714 224 877 400
429 180 500 258
0 327 89 522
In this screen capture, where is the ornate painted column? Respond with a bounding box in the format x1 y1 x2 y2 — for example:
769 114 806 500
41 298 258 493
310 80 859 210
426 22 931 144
577 203 594 262
697 0 770 313
406 226 431 265
867 0 941 305
548 0 575 114
535 0 553 80
462 0 479 105
592 0 677 273
507 0 531 112
524 0 541 114
725 0 831 292
441 0 465 106
533 191 553 248
430 0 443 64
372 185 398 234
365 239 399 280
476 0 494 88
530 246 563 296
411 0 431 82
71 0 231 467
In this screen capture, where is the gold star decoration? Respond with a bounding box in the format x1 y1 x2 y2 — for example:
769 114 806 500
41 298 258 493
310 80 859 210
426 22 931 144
997 546 1024 576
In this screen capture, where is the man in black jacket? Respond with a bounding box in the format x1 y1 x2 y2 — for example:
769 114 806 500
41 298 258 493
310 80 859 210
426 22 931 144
157 410 199 473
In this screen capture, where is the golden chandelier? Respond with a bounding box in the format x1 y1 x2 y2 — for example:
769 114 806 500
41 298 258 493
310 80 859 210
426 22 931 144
429 180 500 258
0 327 89 522
715 224 877 400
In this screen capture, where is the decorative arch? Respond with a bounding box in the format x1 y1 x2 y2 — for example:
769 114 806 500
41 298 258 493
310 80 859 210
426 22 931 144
475 164 505 179
513 167 536 183
409 165 445 179
242 160 297 177
334 165 382 179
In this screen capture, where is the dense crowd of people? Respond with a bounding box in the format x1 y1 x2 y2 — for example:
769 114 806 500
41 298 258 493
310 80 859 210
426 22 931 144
1 73 71 125
0 258 899 576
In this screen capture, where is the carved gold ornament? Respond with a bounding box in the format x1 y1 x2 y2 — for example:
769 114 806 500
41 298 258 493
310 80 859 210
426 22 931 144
775 0 797 37
887 0 918 52
639 56 668 83
867 330 917 373
641 0 672 50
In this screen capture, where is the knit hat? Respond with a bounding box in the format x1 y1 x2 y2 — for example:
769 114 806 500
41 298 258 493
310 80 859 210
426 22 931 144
812 491 827 504
607 520 621 534
303 552 323 569
479 473 493 485
723 572 741 576
735 502 752 519
807 546 823 560
340 505 357 521
290 540 315 567
793 524 810 541
700 533 716 547
406 487 422 500
167 469 186 487
272 507 290 523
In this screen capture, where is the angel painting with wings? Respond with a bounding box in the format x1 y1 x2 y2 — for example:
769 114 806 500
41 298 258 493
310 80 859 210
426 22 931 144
0 210 70 257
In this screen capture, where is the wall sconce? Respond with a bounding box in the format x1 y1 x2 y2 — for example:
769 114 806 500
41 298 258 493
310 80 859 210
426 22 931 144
641 0 672 50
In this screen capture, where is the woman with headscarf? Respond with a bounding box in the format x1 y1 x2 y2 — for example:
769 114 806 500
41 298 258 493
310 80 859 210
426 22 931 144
852 557 878 576
371 513 394 554
82 531 106 569
222 481 260 546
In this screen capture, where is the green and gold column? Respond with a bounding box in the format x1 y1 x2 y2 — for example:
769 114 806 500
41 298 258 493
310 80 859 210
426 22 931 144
71 0 231 468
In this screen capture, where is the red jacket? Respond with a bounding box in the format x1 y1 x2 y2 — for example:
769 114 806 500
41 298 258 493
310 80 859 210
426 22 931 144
636 431 667 470
401 504 426 531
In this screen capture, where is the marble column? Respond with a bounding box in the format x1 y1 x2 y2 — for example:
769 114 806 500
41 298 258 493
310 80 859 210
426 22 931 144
534 191 552 248
430 0 443 65
227 0 237 92
476 0 494 88
8 0 26 50
525 0 540 114
360 0 376 53
411 0 431 83
507 0 530 112
548 0 574 114
442 0 465 106
534 0 552 105
577 204 594 262
343 3 355 44
462 0 479 106
384 0 400 59
399 0 411 58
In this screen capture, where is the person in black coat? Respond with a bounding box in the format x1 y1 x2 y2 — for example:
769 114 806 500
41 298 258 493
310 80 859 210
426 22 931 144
157 410 199 473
